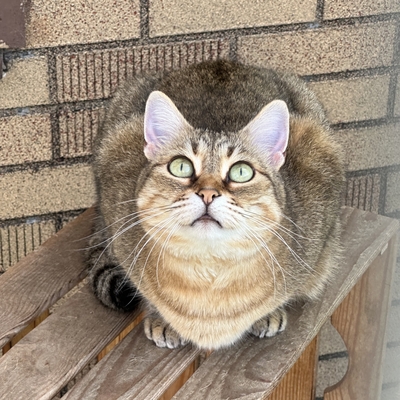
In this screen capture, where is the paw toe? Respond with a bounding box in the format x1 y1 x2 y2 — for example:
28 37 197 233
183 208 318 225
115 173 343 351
144 316 186 349
250 308 287 338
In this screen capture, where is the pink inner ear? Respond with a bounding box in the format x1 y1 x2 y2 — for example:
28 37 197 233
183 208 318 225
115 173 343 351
143 91 188 160
244 100 290 170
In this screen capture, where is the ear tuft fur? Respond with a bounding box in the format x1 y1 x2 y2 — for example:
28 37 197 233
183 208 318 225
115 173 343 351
144 91 189 159
242 100 289 170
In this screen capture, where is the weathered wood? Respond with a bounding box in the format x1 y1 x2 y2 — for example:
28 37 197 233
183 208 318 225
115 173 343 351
267 335 319 400
0 284 140 400
0 207 95 348
2 309 50 354
63 321 201 400
0 207 397 400
172 208 399 399
97 312 145 362
159 358 200 400
324 234 398 400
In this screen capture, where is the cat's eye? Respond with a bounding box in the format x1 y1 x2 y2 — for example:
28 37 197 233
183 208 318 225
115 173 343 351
168 157 194 178
229 162 254 183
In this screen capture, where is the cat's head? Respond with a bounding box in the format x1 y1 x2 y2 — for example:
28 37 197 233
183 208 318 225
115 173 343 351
136 91 289 259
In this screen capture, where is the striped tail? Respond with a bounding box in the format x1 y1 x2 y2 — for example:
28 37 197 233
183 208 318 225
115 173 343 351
87 214 141 312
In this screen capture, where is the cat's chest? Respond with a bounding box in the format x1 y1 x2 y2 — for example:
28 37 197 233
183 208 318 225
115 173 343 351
142 253 273 315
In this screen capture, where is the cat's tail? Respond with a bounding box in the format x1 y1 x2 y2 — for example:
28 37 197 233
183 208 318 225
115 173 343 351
87 214 142 312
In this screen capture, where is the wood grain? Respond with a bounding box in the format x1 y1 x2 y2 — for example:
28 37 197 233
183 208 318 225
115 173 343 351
0 207 397 400
2 309 49 354
267 335 319 400
159 358 200 400
324 234 398 400
0 207 95 348
63 321 201 400
97 312 145 362
172 208 398 399
0 284 140 400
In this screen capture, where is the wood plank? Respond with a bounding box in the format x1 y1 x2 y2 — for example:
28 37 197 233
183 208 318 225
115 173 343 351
0 284 140 400
2 309 50 354
172 208 399 399
97 312 145 362
63 321 201 400
267 335 319 400
324 234 398 400
159 358 200 400
0 207 95 348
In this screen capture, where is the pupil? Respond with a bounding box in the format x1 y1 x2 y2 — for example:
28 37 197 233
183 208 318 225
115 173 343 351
180 163 183 171
240 167 243 176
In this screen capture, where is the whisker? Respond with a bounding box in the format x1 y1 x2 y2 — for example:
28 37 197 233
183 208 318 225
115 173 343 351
126 215 178 294
89 205 177 277
224 214 280 298
76 203 174 245
156 221 181 287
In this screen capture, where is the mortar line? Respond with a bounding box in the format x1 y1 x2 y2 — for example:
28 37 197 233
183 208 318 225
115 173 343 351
140 0 150 39
315 0 325 23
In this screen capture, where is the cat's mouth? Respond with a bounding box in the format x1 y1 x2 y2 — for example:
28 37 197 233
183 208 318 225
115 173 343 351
192 213 222 227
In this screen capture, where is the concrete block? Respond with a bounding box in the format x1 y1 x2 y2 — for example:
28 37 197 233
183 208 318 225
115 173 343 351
386 303 400 345
0 219 56 273
319 321 347 355
0 165 95 220
56 40 230 103
381 384 400 400
395 75 400 118
0 114 52 166
59 107 105 158
336 122 400 171
316 357 348 397
0 57 49 109
26 0 140 48
382 342 400 385
324 0 400 19
309 75 390 124
342 173 380 212
149 0 317 37
386 171 400 214
237 22 396 75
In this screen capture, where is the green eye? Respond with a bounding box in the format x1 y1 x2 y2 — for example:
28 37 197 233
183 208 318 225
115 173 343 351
168 157 194 178
229 162 254 183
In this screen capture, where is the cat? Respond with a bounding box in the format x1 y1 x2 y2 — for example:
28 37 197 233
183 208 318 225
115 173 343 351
88 60 344 350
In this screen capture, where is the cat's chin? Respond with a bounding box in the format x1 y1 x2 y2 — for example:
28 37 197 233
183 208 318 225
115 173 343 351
191 216 222 228
176 223 242 248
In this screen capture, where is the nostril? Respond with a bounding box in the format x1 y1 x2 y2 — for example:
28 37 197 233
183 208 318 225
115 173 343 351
197 188 220 205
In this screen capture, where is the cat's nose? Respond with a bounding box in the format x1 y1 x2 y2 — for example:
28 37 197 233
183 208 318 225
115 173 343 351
197 188 220 205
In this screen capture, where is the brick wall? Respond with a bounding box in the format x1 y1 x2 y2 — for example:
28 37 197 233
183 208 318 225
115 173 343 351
0 0 399 398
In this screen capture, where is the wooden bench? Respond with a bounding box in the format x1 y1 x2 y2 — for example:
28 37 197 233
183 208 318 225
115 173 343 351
0 207 398 400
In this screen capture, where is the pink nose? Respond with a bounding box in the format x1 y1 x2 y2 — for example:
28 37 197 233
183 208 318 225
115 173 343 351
197 189 220 205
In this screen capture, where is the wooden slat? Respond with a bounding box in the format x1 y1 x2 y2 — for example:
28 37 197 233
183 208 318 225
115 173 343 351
324 234 398 400
97 312 145 362
2 310 50 354
0 207 95 348
63 321 201 400
172 208 399 399
0 284 140 400
159 358 200 400
267 335 319 400
0 207 397 400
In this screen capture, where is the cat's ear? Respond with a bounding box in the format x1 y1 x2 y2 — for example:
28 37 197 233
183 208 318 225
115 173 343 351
243 100 289 170
144 91 189 159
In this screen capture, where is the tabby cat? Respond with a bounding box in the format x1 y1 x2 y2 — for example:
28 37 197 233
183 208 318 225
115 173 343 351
88 60 344 350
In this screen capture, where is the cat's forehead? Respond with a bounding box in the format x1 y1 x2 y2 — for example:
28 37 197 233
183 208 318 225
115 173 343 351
181 132 245 175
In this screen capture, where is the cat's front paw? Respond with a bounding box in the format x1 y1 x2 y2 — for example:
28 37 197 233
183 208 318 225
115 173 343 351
144 315 187 349
249 308 287 338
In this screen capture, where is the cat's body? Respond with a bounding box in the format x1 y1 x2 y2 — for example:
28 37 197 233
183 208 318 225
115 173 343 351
89 60 344 350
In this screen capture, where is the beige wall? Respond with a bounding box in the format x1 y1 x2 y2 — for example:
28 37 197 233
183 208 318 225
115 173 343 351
0 0 399 397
